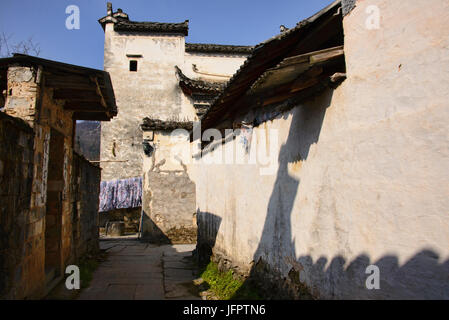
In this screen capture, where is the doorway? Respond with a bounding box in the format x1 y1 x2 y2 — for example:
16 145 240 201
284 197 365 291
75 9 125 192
45 129 65 283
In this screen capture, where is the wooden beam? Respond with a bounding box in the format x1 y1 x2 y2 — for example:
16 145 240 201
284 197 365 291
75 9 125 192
278 45 344 68
64 101 105 110
63 96 102 104
91 75 108 109
289 13 343 56
290 77 320 93
310 47 344 64
53 89 98 100
73 111 110 121
45 79 96 90
45 74 96 90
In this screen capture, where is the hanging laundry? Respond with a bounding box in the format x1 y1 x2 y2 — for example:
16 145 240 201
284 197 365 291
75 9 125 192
239 123 253 154
99 176 142 212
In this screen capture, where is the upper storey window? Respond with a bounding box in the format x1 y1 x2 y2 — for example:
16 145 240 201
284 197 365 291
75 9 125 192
129 60 138 72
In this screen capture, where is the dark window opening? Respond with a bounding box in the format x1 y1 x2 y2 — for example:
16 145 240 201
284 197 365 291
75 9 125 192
129 60 138 72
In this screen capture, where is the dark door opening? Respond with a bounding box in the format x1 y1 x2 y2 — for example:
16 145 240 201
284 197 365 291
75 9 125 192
45 129 65 284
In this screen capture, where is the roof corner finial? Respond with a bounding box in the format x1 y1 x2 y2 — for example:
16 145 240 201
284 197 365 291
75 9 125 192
280 25 289 33
107 2 113 16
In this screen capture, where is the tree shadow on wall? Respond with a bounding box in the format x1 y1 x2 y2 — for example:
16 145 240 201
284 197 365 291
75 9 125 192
232 90 449 299
237 249 449 300
231 90 333 299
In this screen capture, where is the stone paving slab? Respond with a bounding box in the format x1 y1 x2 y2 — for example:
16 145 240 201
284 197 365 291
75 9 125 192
103 284 136 300
164 268 197 281
89 272 164 282
164 260 196 269
99 243 119 251
165 281 201 300
106 245 127 254
135 283 165 300
77 239 200 300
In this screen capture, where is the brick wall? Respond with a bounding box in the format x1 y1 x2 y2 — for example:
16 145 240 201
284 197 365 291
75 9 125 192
0 111 40 299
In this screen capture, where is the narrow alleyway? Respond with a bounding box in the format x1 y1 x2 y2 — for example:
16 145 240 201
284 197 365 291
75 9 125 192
78 239 201 300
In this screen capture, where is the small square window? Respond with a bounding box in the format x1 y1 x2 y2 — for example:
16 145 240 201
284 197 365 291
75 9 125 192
129 60 138 72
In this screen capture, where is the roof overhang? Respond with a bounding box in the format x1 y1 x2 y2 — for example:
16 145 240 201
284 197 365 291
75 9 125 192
0 54 117 121
250 46 345 95
200 0 343 131
175 66 225 96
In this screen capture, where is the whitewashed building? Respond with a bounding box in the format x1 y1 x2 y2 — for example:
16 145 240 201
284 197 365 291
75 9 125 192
98 3 251 242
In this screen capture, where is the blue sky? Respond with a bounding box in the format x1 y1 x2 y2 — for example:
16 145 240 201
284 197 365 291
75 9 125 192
0 0 334 70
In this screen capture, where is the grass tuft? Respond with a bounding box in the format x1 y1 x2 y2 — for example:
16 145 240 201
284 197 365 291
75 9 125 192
79 256 100 289
200 261 261 300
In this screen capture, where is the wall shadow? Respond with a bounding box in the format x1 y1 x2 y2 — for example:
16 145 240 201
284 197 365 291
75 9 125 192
235 249 449 300
230 89 449 299
194 211 222 267
140 210 172 244
231 89 333 299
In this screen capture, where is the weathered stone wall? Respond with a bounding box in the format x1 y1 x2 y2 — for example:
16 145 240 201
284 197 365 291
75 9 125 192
1 66 49 299
3 66 39 126
1 64 101 299
141 130 196 243
0 112 37 299
141 171 196 243
195 0 449 299
72 153 100 257
39 86 75 275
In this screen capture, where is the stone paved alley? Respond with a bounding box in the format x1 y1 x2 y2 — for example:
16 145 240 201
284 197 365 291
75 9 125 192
77 238 200 300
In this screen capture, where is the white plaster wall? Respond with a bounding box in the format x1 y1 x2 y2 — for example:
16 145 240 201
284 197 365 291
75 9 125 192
194 0 449 299
101 24 187 180
142 130 191 173
100 22 249 180
184 52 248 81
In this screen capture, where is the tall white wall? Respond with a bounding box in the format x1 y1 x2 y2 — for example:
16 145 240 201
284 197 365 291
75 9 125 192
194 0 449 299
100 23 249 181
101 24 186 180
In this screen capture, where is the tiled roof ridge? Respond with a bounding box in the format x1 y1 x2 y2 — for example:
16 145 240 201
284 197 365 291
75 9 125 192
141 117 193 131
114 18 189 35
175 66 226 93
185 43 253 54
199 0 341 126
